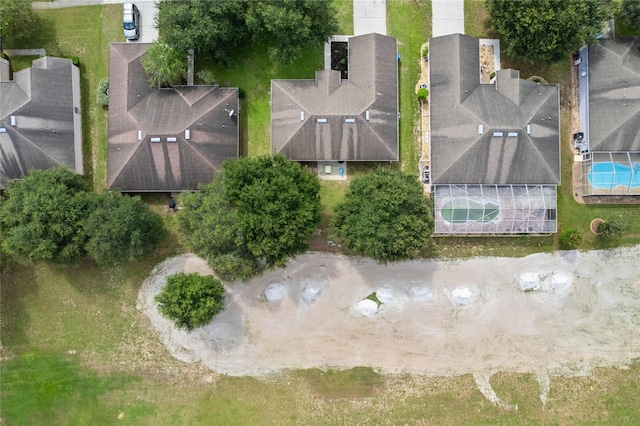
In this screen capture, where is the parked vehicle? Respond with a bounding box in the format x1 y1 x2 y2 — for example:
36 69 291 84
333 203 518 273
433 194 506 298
123 3 140 41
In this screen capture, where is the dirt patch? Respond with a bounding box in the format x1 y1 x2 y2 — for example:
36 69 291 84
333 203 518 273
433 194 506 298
590 218 604 234
139 248 640 378
480 44 495 83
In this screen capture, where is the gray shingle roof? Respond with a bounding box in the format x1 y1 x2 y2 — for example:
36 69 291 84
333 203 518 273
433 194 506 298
0 57 83 190
108 43 239 192
271 33 398 161
429 34 560 185
588 37 640 152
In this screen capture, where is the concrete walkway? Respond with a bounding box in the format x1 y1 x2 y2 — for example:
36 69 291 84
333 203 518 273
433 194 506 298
432 0 464 37
353 0 386 35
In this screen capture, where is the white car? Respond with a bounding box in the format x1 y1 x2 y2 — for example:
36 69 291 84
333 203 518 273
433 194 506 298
123 3 140 41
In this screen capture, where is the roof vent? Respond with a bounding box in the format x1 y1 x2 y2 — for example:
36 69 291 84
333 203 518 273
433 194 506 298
150 137 161 143
478 124 484 134
492 131 503 137
508 132 518 138
167 137 177 142
317 118 327 123
185 129 191 140
10 116 16 126
526 125 531 135
345 118 355 123
365 111 370 121
137 130 142 141
300 111 304 121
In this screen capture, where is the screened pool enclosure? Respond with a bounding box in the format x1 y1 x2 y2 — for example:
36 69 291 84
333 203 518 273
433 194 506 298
580 152 640 196
433 185 558 234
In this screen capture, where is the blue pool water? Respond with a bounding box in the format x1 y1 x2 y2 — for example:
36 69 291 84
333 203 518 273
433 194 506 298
588 162 640 189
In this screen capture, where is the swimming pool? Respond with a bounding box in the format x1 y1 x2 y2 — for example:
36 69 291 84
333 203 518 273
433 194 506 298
440 198 500 223
587 162 640 189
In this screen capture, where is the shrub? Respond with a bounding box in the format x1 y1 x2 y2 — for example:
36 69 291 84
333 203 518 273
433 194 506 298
597 218 630 239
490 72 496 79
559 229 582 249
417 87 428 101
196 69 216 85
421 45 429 57
97 78 109 106
63 55 80 66
155 273 225 331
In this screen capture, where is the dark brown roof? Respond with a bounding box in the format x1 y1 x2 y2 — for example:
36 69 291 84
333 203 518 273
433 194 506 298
108 43 239 192
271 33 398 161
0 57 83 190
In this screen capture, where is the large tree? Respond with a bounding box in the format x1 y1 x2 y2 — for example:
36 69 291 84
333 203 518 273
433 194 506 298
619 0 640 28
487 0 616 63
141 41 187 88
0 167 89 264
0 0 41 49
178 155 321 280
157 0 338 66
332 169 434 263
83 192 164 265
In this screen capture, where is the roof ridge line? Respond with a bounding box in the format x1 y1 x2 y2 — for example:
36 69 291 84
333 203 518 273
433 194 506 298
522 87 556 126
179 138 220 173
108 138 144 188
358 111 397 159
9 127 66 167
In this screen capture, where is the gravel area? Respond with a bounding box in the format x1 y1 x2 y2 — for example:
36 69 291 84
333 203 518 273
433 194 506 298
138 247 640 378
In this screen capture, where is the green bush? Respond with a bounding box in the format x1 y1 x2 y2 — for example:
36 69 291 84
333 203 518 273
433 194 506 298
417 87 428 101
559 228 582 249
196 69 216 85
155 273 225 331
598 218 630 239
97 78 109 106
63 55 80 66
490 72 496 80
421 45 428 57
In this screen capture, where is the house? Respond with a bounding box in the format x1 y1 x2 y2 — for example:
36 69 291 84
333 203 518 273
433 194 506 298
578 37 640 196
270 33 398 165
428 34 560 234
108 43 239 192
0 56 83 190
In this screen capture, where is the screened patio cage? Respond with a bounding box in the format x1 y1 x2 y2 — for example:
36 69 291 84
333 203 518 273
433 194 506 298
580 152 640 196
433 184 557 234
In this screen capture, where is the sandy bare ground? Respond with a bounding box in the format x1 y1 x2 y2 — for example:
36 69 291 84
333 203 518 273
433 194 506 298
137 248 640 381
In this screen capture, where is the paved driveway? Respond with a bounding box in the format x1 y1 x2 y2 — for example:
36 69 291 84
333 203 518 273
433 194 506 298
432 0 464 37
353 0 386 35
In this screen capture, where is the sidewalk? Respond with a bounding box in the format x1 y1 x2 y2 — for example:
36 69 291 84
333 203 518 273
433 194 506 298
353 0 386 35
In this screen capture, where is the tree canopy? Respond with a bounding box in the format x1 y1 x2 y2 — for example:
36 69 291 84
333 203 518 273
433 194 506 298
487 0 616 63
0 0 41 48
157 0 338 65
155 272 225 330
83 191 164 265
0 167 163 265
619 0 640 28
178 155 321 281
141 41 187 88
332 169 434 263
0 167 89 264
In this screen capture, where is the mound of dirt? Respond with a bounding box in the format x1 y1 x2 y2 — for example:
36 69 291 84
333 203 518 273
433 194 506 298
355 299 378 317
519 273 541 291
264 283 287 301
449 287 474 305
409 286 433 300
375 287 395 304
301 280 324 302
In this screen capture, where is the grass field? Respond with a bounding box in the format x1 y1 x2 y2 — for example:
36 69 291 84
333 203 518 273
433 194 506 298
2 2 640 424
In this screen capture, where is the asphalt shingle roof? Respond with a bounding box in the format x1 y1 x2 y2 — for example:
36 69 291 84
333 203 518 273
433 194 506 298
108 43 239 192
429 34 560 185
588 37 640 152
271 33 398 161
0 57 83 189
